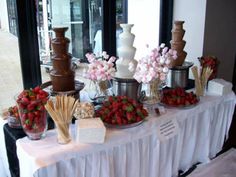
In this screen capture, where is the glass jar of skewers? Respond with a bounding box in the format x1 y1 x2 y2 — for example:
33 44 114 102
191 66 213 97
45 95 78 144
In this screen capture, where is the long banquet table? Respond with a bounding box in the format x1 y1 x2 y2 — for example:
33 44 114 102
11 91 236 177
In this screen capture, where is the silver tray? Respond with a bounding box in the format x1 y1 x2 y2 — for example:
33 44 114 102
104 119 145 129
159 99 199 109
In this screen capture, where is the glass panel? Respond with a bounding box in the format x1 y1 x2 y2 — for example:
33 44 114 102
116 0 160 59
36 0 103 83
0 0 23 111
116 0 127 49
89 0 102 55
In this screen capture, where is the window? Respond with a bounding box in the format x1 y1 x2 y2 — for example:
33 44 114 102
15 0 173 88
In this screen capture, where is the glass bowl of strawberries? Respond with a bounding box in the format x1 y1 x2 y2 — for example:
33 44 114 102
15 86 49 140
95 96 148 129
7 105 21 128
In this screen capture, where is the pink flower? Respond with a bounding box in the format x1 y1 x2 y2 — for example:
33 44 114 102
133 44 177 83
85 52 116 81
108 56 116 63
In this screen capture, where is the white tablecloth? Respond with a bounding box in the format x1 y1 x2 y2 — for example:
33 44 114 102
16 92 236 177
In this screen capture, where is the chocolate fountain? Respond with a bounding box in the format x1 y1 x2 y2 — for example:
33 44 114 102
167 21 193 88
50 27 75 92
41 27 84 99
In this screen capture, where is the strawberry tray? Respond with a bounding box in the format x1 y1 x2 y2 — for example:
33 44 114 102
159 99 200 109
104 119 145 129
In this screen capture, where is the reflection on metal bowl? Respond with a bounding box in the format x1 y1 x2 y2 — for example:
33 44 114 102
167 61 193 88
112 77 140 101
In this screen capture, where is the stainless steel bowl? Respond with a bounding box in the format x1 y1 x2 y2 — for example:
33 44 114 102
167 61 193 88
112 77 140 100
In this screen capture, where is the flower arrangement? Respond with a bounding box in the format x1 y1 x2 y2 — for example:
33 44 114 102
133 44 177 105
133 44 177 83
84 51 116 103
85 51 116 81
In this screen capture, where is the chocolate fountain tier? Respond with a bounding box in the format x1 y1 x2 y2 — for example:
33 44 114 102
170 20 187 67
50 70 75 92
50 27 75 92
41 80 85 100
51 54 72 71
51 27 70 55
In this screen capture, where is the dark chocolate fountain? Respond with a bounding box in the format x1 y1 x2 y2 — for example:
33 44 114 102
50 27 75 92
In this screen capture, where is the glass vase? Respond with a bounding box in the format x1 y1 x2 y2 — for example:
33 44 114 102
16 99 47 140
139 79 163 105
55 121 71 144
89 80 113 104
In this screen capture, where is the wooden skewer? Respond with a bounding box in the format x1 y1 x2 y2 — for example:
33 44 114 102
191 66 213 97
45 95 79 143
191 66 202 96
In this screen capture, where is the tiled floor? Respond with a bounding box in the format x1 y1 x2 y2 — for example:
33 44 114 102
0 30 90 112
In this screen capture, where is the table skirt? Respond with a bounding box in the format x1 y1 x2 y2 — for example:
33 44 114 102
16 93 235 177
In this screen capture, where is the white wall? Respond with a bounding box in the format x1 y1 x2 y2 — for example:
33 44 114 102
0 0 9 32
173 0 207 78
128 0 160 59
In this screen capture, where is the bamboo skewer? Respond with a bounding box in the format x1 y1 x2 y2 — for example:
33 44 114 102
45 95 78 144
191 66 213 97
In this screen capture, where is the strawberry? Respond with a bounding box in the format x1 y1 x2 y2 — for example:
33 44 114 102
27 103 35 111
111 119 116 124
95 95 148 125
122 119 128 125
116 116 122 125
136 116 142 122
33 86 41 93
126 112 134 122
21 97 30 105
122 103 134 112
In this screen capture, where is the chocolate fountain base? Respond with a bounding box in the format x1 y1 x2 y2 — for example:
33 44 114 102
41 80 85 100
166 61 193 88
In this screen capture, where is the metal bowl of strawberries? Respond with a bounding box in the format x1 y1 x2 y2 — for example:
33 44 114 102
160 87 199 108
95 96 148 129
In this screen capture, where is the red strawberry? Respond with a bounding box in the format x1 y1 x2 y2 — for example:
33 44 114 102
141 109 148 117
116 116 122 125
21 97 30 105
27 103 35 111
122 119 128 125
33 86 41 93
122 103 134 112
136 116 142 122
28 112 34 121
126 112 134 122
111 119 116 124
